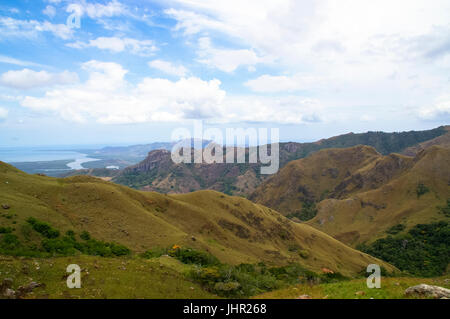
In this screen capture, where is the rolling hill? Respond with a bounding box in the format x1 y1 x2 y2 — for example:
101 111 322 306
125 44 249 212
250 145 450 247
0 161 394 277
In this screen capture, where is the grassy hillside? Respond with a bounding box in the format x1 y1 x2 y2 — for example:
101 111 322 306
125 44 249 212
306 146 450 246
249 145 382 216
0 255 217 299
254 276 450 299
0 161 394 277
112 126 448 196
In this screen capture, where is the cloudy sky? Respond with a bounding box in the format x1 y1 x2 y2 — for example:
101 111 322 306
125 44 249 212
0 0 449 147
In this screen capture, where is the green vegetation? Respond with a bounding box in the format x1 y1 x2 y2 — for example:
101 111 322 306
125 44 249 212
287 201 318 221
359 221 450 277
27 217 60 238
0 255 217 299
439 199 450 217
286 126 448 158
141 246 220 267
386 224 406 235
416 182 430 198
254 276 450 299
190 262 348 298
0 218 130 258
141 245 347 297
0 226 13 234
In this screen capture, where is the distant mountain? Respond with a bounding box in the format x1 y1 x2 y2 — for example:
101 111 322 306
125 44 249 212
112 126 449 196
402 126 450 156
82 141 176 163
250 145 450 247
0 161 394 276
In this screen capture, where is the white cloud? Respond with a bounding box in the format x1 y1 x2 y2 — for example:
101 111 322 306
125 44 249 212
245 74 331 93
67 37 157 56
0 69 79 90
43 5 56 18
0 55 46 68
148 60 188 77
19 61 321 124
0 17 73 39
21 61 225 123
67 0 128 19
218 96 322 124
196 37 268 72
419 95 450 119
0 107 8 121
166 0 450 117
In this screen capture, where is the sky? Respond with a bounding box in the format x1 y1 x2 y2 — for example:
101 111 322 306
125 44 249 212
0 0 449 147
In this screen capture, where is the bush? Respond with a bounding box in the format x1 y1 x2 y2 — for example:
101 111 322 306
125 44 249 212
27 217 60 238
140 247 167 259
2 220 130 258
168 246 220 266
66 230 76 238
416 182 429 198
287 201 317 221
298 249 310 259
80 239 130 257
188 261 331 298
80 231 91 241
386 224 406 235
439 199 450 217
0 226 13 234
42 236 79 256
0 233 21 250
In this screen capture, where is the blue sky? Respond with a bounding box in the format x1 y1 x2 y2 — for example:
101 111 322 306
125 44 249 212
0 0 449 147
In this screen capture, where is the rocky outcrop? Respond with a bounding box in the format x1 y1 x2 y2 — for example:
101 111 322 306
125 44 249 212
0 278 45 299
405 284 450 299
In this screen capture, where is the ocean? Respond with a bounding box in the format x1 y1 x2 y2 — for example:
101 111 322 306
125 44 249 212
0 147 99 169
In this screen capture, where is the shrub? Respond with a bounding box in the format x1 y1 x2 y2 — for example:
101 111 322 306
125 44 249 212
27 217 60 238
439 199 450 217
0 233 21 250
416 182 429 198
80 231 91 241
168 247 220 266
66 230 76 238
0 226 13 234
287 201 318 221
140 247 167 259
298 249 310 259
386 224 406 235
109 242 131 256
42 236 79 256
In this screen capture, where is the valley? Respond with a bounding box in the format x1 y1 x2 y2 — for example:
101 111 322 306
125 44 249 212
1 126 449 299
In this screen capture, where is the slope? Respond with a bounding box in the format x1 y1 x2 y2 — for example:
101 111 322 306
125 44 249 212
306 146 450 246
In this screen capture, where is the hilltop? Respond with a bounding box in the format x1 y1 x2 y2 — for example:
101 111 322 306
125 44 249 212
0 162 393 276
